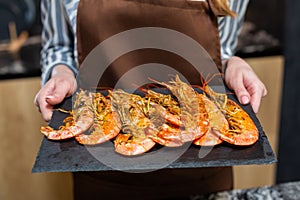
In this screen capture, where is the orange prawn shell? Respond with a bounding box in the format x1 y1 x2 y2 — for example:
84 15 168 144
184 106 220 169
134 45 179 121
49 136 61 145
40 90 94 140
114 134 156 156
193 94 227 146
75 93 121 145
215 99 259 146
193 130 223 146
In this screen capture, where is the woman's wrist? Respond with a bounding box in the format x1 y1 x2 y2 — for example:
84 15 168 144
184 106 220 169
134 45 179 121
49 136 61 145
223 56 253 74
51 64 75 78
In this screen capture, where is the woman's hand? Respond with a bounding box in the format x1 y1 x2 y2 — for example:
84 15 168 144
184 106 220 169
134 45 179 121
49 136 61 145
223 56 267 113
34 65 77 122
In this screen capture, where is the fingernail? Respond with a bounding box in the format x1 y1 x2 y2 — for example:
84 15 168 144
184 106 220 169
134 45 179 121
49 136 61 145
46 95 54 99
241 96 249 104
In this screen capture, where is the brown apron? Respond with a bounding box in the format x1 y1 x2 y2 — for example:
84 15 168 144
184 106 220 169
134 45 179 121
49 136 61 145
74 0 233 199
76 0 226 88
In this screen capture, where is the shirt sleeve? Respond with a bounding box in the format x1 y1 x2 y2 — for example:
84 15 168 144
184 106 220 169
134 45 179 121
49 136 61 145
218 0 250 60
40 0 78 85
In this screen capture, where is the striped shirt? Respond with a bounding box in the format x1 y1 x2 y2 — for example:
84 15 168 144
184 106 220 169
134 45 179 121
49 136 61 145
40 0 249 84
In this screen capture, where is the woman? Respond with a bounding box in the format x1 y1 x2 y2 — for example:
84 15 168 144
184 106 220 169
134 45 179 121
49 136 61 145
34 0 267 199
35 0 267 120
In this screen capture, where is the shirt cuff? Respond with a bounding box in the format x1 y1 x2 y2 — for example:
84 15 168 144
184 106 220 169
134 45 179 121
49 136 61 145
41 62 78 85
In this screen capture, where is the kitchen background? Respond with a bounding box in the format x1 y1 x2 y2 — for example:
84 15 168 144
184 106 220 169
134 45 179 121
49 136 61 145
0 0 296 199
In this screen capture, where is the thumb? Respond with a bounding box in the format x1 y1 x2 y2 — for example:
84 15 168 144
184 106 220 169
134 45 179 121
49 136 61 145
233 86 251 105
45 94 65 105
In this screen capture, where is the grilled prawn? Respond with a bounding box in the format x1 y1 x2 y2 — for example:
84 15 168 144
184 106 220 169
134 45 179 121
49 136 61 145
203 85 259 146
75 92 121 145
40 90 94 140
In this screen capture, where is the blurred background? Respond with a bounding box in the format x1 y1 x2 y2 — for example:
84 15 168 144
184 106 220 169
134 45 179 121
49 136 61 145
0 0 298 199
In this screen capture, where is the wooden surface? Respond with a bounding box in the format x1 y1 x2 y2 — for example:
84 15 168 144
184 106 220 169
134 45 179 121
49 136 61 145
0 56 283 199
0 78 73 200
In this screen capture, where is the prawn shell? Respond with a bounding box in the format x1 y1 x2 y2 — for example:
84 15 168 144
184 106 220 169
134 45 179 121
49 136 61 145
114 133 156 156
145 124 184 147
193 129 223 146
193 94 228 146
41 108 94 140
75 112 121 145
215 99 259 146
75 94 122 145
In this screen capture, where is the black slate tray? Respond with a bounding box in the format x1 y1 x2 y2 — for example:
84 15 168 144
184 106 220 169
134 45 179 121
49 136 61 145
32 89 277 173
